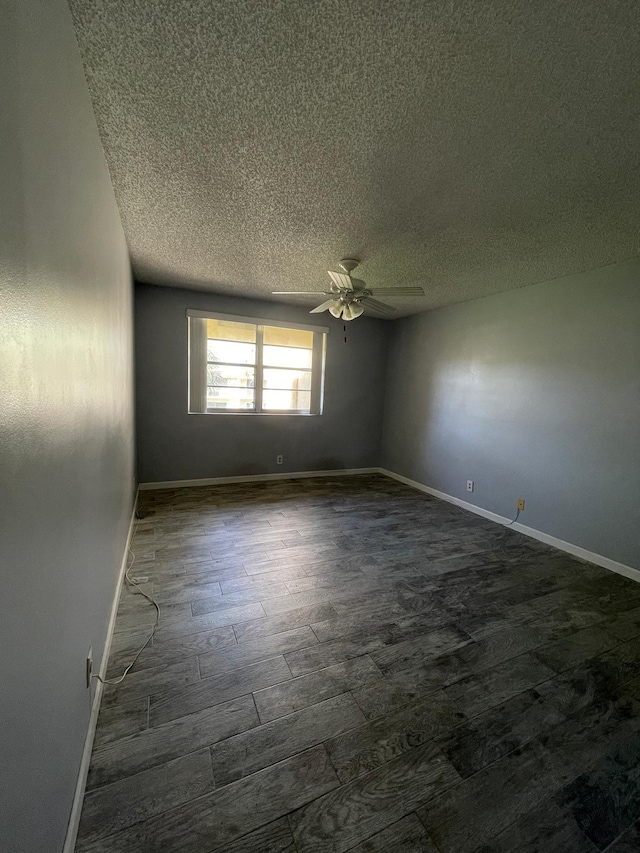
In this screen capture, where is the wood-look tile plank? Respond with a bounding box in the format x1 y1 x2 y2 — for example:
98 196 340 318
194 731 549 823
101 657 200 708
198 625 317 678
419 701 640 853
473 798 598 853
222 818 297 853
443 653 555 719
156 565 248 588
284 568 367 594
535 659 628 717
87 694 259 790
110 625 237 675
603 819 640 852
417 738 566 853
220 565 308 590
370 626 473 675
243 552 327 575
93 698 149 750
84 746 338 853
290 742 460 853
108 627 155 656
454 623 555 674
153 579 223 604
352 659 466 721
76 750 214 849
254 655 384 723
261 587 347 615
345 814 438 853
284 636 389 677
325 692 464 783
191 583 291 615
211 693 366 785
233 603 338 643
606 607 640 642
184 557 247 574
534 626 620 674
555 731 640 850
149 655 291 726
152 602 266 641
310 609 449 645
112 601 192 633
436 688 565 777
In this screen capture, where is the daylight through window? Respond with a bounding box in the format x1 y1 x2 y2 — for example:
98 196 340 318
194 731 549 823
187 311 327 414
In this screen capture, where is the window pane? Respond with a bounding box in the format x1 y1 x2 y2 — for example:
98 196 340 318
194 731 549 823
263 389 311 411
207 386 255 409
263 345 312 369
263 368 311 391
206 318 256 343
207 364 254 387
263 326 313 348
208 340 256 365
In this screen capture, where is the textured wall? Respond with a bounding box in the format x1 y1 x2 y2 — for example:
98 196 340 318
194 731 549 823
0 2 135 851
382 259 640 568
135 284 389 482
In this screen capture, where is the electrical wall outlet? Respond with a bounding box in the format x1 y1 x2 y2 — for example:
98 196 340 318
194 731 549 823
466 480 474 492
276 455 283 465
517 498 525 511
86 648 93 688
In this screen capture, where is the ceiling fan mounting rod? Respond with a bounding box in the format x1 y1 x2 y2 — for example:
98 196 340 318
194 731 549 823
338 258 359 274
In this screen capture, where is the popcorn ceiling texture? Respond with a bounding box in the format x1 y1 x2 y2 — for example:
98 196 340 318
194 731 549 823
69 0 640 317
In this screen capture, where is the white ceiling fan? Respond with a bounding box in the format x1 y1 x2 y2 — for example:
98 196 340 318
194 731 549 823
272 259 425 320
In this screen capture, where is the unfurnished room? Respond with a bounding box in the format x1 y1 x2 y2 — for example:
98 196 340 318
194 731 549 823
2 1 640 851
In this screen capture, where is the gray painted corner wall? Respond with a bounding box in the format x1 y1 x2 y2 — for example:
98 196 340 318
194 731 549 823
135 284 389 482
382 259 640 569
0 2 135 851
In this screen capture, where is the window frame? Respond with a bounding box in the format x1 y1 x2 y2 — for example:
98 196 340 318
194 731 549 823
187 310 328 416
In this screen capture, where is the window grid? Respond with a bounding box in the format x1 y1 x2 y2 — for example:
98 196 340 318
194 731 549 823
188 314 326 415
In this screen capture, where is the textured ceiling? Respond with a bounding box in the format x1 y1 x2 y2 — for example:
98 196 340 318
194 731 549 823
68 0 640 317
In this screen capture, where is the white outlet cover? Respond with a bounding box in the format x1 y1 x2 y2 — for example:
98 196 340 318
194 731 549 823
467 480 474 492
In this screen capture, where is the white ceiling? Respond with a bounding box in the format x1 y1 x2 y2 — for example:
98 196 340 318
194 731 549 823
69 0 640 317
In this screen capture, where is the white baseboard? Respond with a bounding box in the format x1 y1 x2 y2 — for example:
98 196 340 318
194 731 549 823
139 467 380 490
379 468 640 583
63 489 139 853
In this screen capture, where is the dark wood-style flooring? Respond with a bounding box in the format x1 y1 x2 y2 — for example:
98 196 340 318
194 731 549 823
76 474 640 852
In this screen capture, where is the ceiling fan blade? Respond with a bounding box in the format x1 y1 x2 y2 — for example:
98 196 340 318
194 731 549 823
309 299 338 314
367 287 425 296
360 297 397 315
272 291 330 295
327 270 352 291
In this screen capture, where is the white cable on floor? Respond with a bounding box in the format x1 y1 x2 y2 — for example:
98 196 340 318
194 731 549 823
92 524 161 686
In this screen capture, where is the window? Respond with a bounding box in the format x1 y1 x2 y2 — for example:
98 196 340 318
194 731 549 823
187 311 327 415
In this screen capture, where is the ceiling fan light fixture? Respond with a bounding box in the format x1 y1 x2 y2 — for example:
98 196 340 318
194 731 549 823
341 303 355 321
273 259 425 320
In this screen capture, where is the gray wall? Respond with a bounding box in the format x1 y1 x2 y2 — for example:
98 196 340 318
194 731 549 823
0 2 135 851
135 284 389 482
382 259 640 569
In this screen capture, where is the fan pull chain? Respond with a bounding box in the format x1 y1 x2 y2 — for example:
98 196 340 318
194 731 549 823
344 324 347 343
